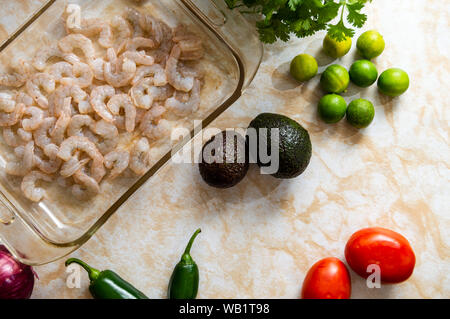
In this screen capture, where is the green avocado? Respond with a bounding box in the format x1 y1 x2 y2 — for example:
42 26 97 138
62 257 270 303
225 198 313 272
199 131 249 188
248 113 312 179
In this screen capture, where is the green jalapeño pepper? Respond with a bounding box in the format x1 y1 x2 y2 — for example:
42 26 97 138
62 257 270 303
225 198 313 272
168 228 201 299
65 258 148 299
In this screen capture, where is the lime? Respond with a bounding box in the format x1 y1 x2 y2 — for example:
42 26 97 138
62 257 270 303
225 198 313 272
356 30 385 59
323 34 352 59
346 99 375 129
320 64 349 93
290 54 318 82
377 68 409 97
318 94 347 124
349 60 378 87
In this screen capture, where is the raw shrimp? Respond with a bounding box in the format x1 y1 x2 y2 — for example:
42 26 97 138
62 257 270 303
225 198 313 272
66 17 113 49
3 125 31 147
129 137 151 175
49 84 87 116
91 58 105 81
126 8 144 37
33 117 56 148
67 114 94 136
173 26 204 61
32 45 80 71
50 98 71 144
0 92 16 113
90 85 115 122
77 99 93 114
166 45 194 92
130 78 173 109
121 50 154 66
0 60 30 88
107 94 136 132
139 104 170 140
60 62 93 88
104 150 129 179
72 169 100 199
58 34 96 64
15 92 34 106
22 106 44 131
48 62 74 82
26 73 56 108
58 136 105 182
60 155 89 177
104 57 136 87
34 147 61 174
165 79 201 116
111 16 132 51
126 37 156 51
132 64 167 86
89 119 119 154
0 102 25 127
6 141 34 176
21 170 53 202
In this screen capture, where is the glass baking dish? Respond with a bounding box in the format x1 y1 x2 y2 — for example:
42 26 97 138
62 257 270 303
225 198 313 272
0 0 262 265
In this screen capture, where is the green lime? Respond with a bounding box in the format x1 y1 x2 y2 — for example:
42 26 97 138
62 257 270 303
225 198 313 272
318 94 347 123
377 68 409 97
290 54 318 82
346 99 375 129
349 60 378 87
323 34 352 59
320 64 349 93
356 30 385 59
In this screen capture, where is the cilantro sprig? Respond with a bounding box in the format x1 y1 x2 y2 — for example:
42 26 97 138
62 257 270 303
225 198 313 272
225 0 372 44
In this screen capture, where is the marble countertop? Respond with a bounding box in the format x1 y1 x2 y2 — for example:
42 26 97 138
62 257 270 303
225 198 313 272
1 0 449 298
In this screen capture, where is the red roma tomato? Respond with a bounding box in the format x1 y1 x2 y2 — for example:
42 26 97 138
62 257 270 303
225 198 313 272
301 257 351 299
345 227 416 283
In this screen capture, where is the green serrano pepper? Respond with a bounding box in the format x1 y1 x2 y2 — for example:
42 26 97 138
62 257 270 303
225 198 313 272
65 258 148 299
168 228 201 299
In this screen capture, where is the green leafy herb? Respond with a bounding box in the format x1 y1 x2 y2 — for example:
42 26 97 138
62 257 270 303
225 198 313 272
225 0 372 43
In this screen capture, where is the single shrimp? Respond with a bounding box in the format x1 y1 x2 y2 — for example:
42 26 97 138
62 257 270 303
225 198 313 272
121 50 154 66
90 58 105 81
165 79 201 116
130 78 173 109
0 60 30 87
90 85 115 122
0 92 16 113
129 137 151 175
6 141 34 176
15 92 34 106
48 62 74 83
34 147 61 174
32 45 80 71
50 97 71 144
26 73 56 108
104 57 136 87
166 45 194 92
60 62 93 88
126 8 145 37
71 169 100 199
139 104 170 140
58 34 96 64
58 136 105 182
126 37 156 51
60 155 89 177
66 17 113 49
21 170 53 202
132 64 167 86
0 102 25 127
104 150 130 179
49 84 87 116
21 106 45 131
173 26 204 61
89 119 119 154
111 16 132 51
67 114 94 137
3 125 31 147
106 94 136 132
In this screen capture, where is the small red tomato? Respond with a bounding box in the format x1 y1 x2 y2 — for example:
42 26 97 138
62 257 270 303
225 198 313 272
301 257 351 299
345 227 416 283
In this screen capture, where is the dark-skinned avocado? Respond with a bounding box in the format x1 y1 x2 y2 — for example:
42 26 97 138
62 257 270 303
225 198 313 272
248 113 312 179
199 130 249 188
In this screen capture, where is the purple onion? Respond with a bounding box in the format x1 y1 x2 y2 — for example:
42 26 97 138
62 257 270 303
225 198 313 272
0 245 36 299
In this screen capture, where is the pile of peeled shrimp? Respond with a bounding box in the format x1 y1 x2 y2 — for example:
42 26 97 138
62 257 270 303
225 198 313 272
0 7 203 202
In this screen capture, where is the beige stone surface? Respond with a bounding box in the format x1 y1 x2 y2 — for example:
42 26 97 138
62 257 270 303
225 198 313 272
0 0 47 44
1 0 449 298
